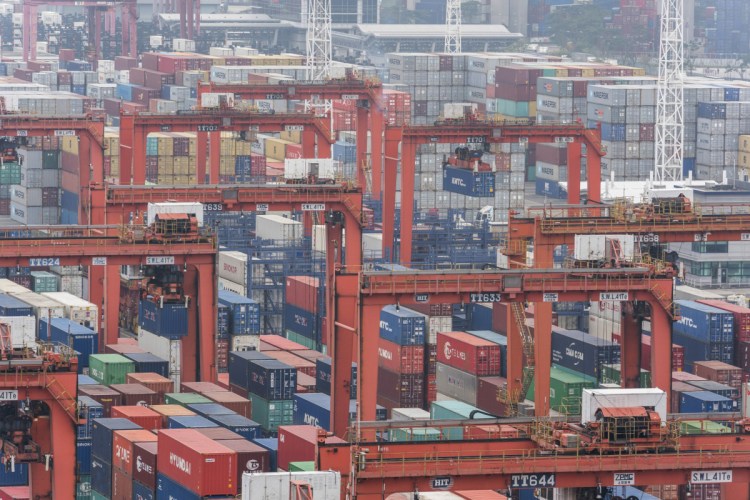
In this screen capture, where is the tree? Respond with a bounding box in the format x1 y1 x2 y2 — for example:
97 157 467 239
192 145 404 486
546 5 608 54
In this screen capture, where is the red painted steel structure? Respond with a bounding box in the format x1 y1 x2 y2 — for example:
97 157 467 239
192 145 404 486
23 0 137 61
0 226 217 383
117 111 333 186
383 122 604 264
198 80 386 196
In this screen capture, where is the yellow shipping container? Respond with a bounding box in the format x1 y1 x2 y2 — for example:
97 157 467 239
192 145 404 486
581 68 595 77
280 130 302 143
739 151 750 169
528 101 537 117
235 140 252 156
220 156 236 175
740 135 750 153
109 157 120 177
265 137 294 162
61 136 78 154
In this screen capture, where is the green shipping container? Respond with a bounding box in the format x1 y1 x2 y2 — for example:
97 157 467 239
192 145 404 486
43 150 60 169
248 393 293 432
389 427 441 442
285 330 317 350
526 164 536 182
76 475 92 499
90 491 108 500
679 420 731 435
88 354 135 385
527 365 597 415
600 363 652 388
289 461 315 472
164 392 212 406
31 271 58 293
430 400 492 440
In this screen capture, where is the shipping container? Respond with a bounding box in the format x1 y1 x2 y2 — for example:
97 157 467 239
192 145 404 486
378 338 424 375
527 365 598 414
205 413 260 440
138 300 188 338
157 429 237 496
435 362 478 405
443 167 495 197
167 415 220 429
277 425 346 471
78 385 123 417
126 372 174 395
90 455 112 498
88 354 135 385
228 350 273 391
241 471 341 500
549 327 621 380
133 441 158 490
674 300 734 343
247 358 297 400
437 331 502 376
164 392 212 406
122 352 169 377
247 394 293 432
218 290 260 335
77 395 104 439
111 429 158 474
150 405 197 427
679 390 735 413
111 406 162 430
315 356 357 398
686 379 739 402
698 300 750 342
378 367 424 408
200 391 252 419
42 292 98 331
379 305 427 346
155 473 200 500
215 439 270 483
40 317 97 370
693 360 743 389
91 418 141 461
110 383 160 406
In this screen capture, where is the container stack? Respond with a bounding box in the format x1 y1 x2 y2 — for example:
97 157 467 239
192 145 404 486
673 300 735 371
587 84 657 181
550 325 621 383
534 143 572 199
90 418 142 498
11 143 61 225
434 331 502 406
40 317 97 372
42 291 98 331
377 305 427 412
284 276 324 350
102 127 120 180
696 101 750 181
145 132 198 184
60 135 80 224
218 290 261 353
47 265 87 298
698 299 750 378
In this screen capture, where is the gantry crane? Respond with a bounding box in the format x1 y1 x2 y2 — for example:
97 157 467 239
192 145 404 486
22 0 137 61
383 121 605 264
118 110 334 186
197 80 387 197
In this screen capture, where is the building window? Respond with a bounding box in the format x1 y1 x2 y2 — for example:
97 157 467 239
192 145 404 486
690 241 729 253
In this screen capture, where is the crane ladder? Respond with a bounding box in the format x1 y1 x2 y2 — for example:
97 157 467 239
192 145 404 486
498 302 535 416
44 375 79 423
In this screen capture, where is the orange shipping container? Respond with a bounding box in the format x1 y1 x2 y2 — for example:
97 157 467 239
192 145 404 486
111 406 163 430
126 372 174 395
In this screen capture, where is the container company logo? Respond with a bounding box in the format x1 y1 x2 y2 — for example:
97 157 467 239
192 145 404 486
443 341 466 361
294 314 308 327
303 413 320 427
379 320 393 333
245 459 260 471
565 343 583 365
541 99 556 109
223 262 238 275
451 177 466 187
13 190 23 199
378 347 393 360
90 367 104 380
592 91 609 100
169 452 192 474
678 316 697 329
115 444 131 464
215 71 227 79
544 83 553 92
136 455 154 475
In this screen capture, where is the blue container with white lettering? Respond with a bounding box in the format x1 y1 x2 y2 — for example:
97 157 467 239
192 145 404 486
91 455 112 498
674 300 734 343
379 305 426 346
550 326 620 380
91 418 141 462
217 303 230 338
673 331 734 372
77 396 104 440
0 294 33 316
283 303 321 341
228 351 273 391
156 473 200 500
293 393 331 429
252 438 278 471
315 356 357 398
41 318 97 371
138 300 188 338
248 358 297 400
218 290 260 335
76 439 92 475
123 352 169 377
205 414 260 439
443 166 495 197
133 480 155 500
679 390 734 413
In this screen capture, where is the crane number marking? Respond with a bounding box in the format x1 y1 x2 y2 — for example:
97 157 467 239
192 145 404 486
614 473 635 485
146 256 175 265
510 474 555 488
741 233 750 241
470 292 502 303
431 477 452 489
0 391 18 401
29 258 60 267
302 203 325 211
16 130 28 137
197 125 219 132
203 203 224 211
691 470 732 484
256 204 269 212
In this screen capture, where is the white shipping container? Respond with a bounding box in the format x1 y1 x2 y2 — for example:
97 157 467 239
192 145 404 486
10 203 43 225
312 225 327 254
41 292 98 331
231 335 260 351
200 92 235 109
56 273 85 298
573 234 635 261
10 186 42 206
242 471 341 500
362 233 383 259
0 280 30 294
138 328 181 388
391 408 430 421
147 202 204 227
218 250 249 285
283 159 336 180
255 214 303 242
414 493 462 499
218 277 246 296
427 316 452 344
0 316 37 349
12 291 66 333
581 388 667 425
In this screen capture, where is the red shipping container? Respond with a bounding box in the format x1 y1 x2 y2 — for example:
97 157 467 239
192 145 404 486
437 331 501 376
536 143 568 165
27 60 52 72
217 339 229 371
103 97 122 117
181 381 226 394
203 391 252 418
141 53 160 72
215 439 270 490
133 441 157 489
110 384 159 407
157 429 237 496
0 200 9 216
672 371 706 383
737 341 750 372
217 373 230 390
111 406 163 430
196 427 244 441
0 486 29 499
115 56 138 71
476 376 506 416
112 429 158 473
112 468 133 500
59 48 76 61
259 334 308 351
105 344 146 355
121 102 146 114
377 338 424 374
491 303 510 334
426 373 436 405
129 68 146 86
263 350 316 376
698 300 750 342
143 68 174 90
150 405 196 427
297 372 317 393
377 367 424 408
285 276 321 312
454 490 509 500
693 360 742 389
640 335 684 371
404 303 453 316
126 372 174 395
463 424 519 440
277 425 346 470
78 385 123 417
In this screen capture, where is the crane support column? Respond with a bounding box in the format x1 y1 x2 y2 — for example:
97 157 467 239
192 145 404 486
400 139 416 265
356 106 369 190
566 141 582 207
46 386 76 497
649 296 673 401
196 262 217 381
533 246 554 416
370 108 384 198
382 128 400 262
119 114 135 185
620 303 642 389
197 131 208 184
504 303 523 408
209 130 221 183
302 129 317 158
587 144 602 204
721 482 750 500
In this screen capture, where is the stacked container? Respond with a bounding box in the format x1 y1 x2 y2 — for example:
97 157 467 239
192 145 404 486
696 101 750 181
40 317 97 372
42 291 98 331
284 276 324 350
673 300 735 371
90 418 142 498
434 331 502 406
549 326 621 381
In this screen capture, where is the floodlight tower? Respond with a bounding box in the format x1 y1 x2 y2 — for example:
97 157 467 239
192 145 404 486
444 0 462 53
306 0 332 80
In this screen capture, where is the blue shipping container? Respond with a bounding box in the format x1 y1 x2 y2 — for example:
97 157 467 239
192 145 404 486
78 374 98 385
138 300 188 338
315 357 357 398
248 358 297 400
284 303 321 341
697 102 726 120
218 290 260 335
443 166 495 197
133 480 155 500
550 326 620 380
674 300 734 343
77 396 104 440
380 305 426 346
41 318 97 370
116 82 135 101
91 455 112 498
686 380 739 403
0 294 33 316
468 304 493 331
156 473 200 500
218 303 230 338
600 123 626 141
186 403 237 418
0 460 28 487
167 415 219 429
76 439 92 475
123 352 169 377
61 190 79 212
679 390 734 413
673 331 734 371
252 438 278 471
91 418 141 461
205 414 260 439
228 351 273 391
535 178 567 199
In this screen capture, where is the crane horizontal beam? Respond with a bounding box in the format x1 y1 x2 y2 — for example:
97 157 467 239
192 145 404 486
0 115 104 146
200 81 382 103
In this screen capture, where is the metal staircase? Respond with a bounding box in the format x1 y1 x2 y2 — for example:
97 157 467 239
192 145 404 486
44 374 79 423
498 301 535 416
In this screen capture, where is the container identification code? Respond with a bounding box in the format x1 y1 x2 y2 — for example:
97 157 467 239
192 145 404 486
29 258 60 267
